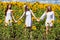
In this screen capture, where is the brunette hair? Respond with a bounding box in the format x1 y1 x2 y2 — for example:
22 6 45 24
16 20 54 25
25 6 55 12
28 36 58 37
46 6 52 12
5 4 12 16
25 5 29 12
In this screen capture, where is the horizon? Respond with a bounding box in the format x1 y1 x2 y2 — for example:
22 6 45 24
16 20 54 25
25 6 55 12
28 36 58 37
1 0 60 4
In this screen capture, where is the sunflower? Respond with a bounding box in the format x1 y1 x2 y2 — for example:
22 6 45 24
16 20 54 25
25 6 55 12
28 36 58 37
32 17 35 21
0 19 2 24
32 26 36 30
51 20 54 24
17 20 21 25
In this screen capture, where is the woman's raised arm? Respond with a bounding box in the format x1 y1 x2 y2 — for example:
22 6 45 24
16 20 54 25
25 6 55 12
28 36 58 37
18 12 25 21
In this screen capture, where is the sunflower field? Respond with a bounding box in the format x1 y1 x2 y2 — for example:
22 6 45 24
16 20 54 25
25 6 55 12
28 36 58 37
0 2 60 40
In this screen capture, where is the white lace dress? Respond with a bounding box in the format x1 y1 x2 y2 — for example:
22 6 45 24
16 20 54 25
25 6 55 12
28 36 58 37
25 11 32 27
5 10 12 26
40 11 55 27
19 10 37 27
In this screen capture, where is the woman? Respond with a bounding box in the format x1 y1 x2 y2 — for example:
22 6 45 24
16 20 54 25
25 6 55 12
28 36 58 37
5 4 16 26
17 5 37 39
18 5 37 29
38 6 55 34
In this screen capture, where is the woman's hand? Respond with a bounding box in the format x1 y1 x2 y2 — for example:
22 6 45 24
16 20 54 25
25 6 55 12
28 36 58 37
15 20 17 23
37 18 40 22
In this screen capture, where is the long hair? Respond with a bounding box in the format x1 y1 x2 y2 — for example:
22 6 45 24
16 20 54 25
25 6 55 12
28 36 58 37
5 4 12 16
46 6 52 12
25 5 29 12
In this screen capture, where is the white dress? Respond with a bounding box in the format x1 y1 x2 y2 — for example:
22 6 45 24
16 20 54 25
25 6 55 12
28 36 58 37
5 10 12 26
40 11 55 27
19 10 37 27
25 11 32 27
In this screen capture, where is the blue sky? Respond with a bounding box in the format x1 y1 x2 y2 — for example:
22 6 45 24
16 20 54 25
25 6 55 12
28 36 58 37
1 0 60 4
